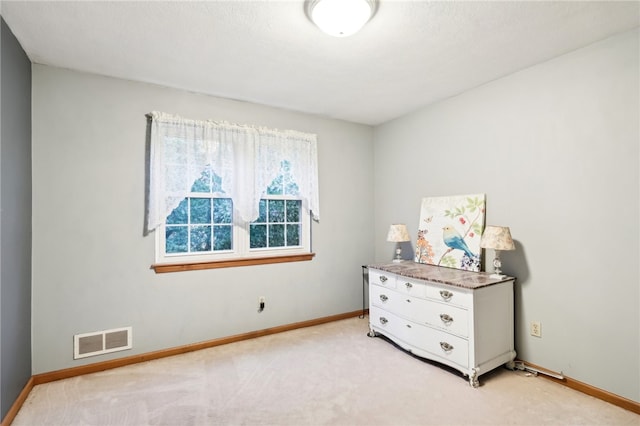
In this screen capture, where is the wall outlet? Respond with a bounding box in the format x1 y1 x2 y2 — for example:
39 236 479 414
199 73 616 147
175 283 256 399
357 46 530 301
530 321 542 337
258 296 265 313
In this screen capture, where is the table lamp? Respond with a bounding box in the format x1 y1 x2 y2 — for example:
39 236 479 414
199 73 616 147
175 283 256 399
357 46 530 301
480 225 515 278
387 224 411 262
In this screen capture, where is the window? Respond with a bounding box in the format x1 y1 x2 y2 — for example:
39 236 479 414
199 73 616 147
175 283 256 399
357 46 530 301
146 112 319 270
251 161 302 250
164 168 233 255
250 199 301 249
158 161 308 263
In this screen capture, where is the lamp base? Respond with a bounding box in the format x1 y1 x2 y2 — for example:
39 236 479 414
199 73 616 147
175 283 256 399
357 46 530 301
490 252 505 279
393 246 403 262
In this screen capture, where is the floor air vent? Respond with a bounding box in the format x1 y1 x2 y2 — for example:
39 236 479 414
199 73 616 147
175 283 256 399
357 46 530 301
74 327 132 359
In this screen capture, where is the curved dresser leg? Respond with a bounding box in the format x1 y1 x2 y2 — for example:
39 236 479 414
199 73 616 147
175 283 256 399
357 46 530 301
469 368 480 388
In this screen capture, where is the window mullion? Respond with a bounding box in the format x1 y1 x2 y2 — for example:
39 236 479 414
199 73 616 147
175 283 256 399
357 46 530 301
209 198 214 253
266 199 271 248
187 198 192 254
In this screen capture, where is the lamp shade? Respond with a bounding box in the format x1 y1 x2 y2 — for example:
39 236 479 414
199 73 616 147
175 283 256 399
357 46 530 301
387 224 411 243
480 226 515 251
307 0 376 37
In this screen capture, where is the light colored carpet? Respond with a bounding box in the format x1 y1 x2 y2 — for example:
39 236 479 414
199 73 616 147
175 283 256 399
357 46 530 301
13 317 639 426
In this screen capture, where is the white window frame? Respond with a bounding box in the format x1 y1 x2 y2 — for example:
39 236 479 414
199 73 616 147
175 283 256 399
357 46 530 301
247 195 310 255
154 183 311 265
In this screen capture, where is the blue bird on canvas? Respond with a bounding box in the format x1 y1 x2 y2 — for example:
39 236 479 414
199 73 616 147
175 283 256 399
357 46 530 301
442 225 475 258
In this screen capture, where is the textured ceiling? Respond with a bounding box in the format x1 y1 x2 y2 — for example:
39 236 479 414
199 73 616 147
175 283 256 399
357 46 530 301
2 1 639 125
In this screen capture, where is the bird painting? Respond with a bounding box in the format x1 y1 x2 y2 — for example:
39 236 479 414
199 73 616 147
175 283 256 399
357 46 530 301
442 225 475 258
416 194 485 271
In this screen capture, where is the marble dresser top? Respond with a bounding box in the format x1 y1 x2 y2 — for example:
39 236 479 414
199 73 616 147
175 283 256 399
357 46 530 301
368 261 514 290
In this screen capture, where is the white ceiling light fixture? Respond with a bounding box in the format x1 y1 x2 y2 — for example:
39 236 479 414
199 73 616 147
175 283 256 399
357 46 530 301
306 0 377 37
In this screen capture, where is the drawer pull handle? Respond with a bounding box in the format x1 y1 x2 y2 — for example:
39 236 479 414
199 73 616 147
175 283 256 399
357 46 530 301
380 276 388 283
379 317 388 325
440 314 454 324
440 342 454 352
439 290 453 301
406 299 411 303
405 282 413 289
406 324 412 328
379 294 388 302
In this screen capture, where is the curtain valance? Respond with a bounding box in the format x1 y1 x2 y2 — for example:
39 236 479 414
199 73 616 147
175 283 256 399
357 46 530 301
146 112 319 233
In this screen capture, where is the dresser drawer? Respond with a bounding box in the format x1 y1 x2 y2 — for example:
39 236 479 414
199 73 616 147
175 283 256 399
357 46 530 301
395 293 431 324
424 303 469 337
369 269 396 289
395 277 427 298
413 325 469 369
395 296 469 338
369 306 411 343
371 306 469 369
426 284 472 308
370 285 403 312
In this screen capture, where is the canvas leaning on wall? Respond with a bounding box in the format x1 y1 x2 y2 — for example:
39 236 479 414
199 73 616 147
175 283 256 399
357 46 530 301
414 194 485 271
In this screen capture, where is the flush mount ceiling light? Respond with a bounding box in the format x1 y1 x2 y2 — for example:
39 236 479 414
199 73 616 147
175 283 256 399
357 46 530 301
306 0 377 37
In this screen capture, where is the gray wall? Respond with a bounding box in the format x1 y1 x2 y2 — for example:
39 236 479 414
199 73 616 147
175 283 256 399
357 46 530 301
0 18 32 420
31 65 374 374
373 29 639 402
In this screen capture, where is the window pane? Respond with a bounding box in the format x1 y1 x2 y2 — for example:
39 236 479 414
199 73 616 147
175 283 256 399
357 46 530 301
166 226 187 253
213 198 233 223
190 226 211 252
269 224 285 247
286 200 301 222
250 224 267 248
166 199 188 225
213 225 232 250
287 224 300 246
268 200 285 222
190 198 211 224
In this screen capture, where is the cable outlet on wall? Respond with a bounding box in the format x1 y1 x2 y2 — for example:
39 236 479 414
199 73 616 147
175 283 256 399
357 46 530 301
258 296 265 313
530 321 542 337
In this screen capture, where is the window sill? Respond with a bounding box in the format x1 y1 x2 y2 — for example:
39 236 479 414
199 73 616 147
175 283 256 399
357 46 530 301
151 253 316 273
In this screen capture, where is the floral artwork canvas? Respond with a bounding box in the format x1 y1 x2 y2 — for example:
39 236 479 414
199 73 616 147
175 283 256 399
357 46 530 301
414 194 485 271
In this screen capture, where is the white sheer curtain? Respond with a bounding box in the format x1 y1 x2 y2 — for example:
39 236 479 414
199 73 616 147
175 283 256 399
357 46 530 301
146 112 319 233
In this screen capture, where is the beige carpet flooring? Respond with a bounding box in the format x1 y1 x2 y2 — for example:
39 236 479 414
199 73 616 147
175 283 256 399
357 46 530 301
12 317 639 426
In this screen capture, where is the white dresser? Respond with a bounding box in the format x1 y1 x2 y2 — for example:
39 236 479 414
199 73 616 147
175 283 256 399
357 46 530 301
368 262 516 387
